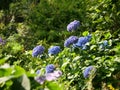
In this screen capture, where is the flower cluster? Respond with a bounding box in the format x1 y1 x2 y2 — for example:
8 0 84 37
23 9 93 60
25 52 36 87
48 46 61 55
64 36 78 47
67 20 80 32
73 35 91 49
32 45 45 57
45 70 62 81
32 45 61 57
45 64 55 73
35 70 62 84
35 64 62 84
83 66 96 78
33 20 96 85
35 75 46 84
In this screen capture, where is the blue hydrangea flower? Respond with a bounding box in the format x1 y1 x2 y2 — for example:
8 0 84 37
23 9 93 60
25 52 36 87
32 45 45 57
64 36 78 47
48 46 61 55
74 35 91 49
67 20 80 32
46 64 55 73
83 66 96 78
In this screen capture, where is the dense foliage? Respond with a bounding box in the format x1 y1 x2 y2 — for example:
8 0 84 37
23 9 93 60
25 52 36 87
0 0 120 90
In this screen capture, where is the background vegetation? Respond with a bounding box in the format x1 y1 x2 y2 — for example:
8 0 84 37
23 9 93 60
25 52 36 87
0 0 120 90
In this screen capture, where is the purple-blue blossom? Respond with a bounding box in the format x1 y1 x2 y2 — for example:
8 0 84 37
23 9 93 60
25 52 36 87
74 35 91 49
83 66 95 78
46 64 55 73
64 36 78 47
35 70 62 84
48 46 61 55
67 20 80 32
32 45 45 57
35 76 46 84
45 70 62 81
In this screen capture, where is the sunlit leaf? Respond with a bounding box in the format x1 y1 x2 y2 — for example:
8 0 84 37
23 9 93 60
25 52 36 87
46 82 63 90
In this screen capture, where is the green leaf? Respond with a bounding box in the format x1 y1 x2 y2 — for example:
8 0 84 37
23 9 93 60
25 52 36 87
12 66 25 77
0 64 26 78
5 80 13 88
0 55 12 65
0 58 6 65
82 31 89 36
104 32 112 39
90 45 97 50
0 68 12 77
104 16 110 22
61 59 69 72
95 8 101 13
46 82 63 90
